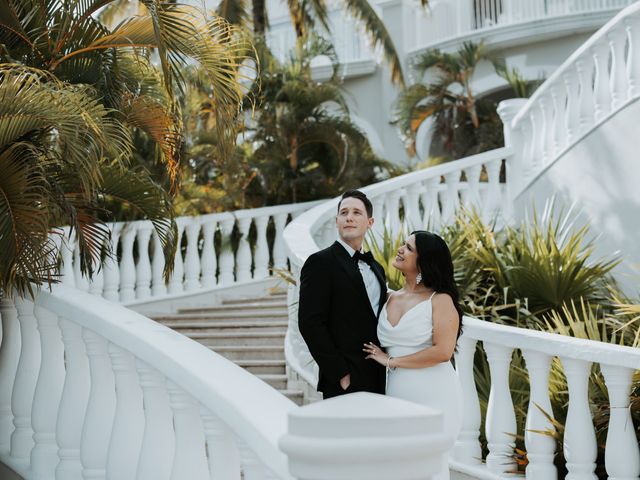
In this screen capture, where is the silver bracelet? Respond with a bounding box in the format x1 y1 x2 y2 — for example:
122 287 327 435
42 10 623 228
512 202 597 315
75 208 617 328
386 356 396 372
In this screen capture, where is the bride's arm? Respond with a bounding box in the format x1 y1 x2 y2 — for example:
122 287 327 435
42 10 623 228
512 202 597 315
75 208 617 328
365 294 459 369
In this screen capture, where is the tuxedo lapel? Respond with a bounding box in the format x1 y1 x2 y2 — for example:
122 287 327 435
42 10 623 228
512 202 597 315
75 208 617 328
331 242 376 318
371 262 387 317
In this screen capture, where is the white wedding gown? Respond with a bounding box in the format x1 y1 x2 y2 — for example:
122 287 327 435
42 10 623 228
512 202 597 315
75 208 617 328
377 296 463 480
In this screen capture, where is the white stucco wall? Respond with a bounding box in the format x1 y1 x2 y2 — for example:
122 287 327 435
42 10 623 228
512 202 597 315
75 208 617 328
517 97 640 294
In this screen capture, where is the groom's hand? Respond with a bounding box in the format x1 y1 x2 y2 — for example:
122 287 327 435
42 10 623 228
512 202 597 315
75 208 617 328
340 374 351 390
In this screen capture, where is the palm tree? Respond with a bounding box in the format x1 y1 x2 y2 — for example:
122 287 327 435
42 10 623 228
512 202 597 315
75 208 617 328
0 0 251 296
216 0 425 86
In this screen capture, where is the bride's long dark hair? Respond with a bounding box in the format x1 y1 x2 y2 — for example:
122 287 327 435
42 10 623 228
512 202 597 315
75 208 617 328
411 230 463 341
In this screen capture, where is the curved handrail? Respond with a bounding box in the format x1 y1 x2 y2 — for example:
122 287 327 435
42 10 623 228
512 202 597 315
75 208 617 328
34 284 295 478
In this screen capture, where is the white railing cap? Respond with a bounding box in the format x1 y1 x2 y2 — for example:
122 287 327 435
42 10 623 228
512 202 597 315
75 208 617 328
34 284 296 479
463 316 640 369
511 1 640 129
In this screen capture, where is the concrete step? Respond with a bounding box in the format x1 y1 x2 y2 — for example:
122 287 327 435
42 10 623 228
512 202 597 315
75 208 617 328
178 303 287 314
163 320 288 334
280 389 305 406
257 374 288 390
190 331 285 347
211 345 284 361
221 294 286 306
153 311 287 323
236 359 286 375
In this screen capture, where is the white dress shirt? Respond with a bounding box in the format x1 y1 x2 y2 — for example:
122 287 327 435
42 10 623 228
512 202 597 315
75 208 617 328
337 238 381 315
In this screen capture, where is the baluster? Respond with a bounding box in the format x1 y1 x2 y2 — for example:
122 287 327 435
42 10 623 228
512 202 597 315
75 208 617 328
549 83 567 154
484 342 517 473
218 218 236 285
463 164 483 209
384 190 402 236
136 361 174 480
135 224 153 299
119 227 137 303
238 439 277 479
484 159 502 221
200 220 218 288
236 218 253 282
592 43 612 121
88 265 104 297
404 184 423 230
443 172 461 225
576 58 595 135
609 25 629 109
453 336 482 464
520 115 536 183
538 94 554 165
59 230 75 287
625 15 640 98
201 410 241 480
522 351 557 479
253 215 271 279
600 364 640 480
321 220 336 249
151 230 167 297
563 68 581 145
56 318 90 480
102 228 121 302
31 306 65 477
168 222 186 294
424 177 442 230
0 297 20 449
272 213 289 272
81 330 116 480
106 344 144 480
167 382 208 480
184 220 202 291
370 196 386 241
73 244 90 292
560 357 597 480
10 296 40 459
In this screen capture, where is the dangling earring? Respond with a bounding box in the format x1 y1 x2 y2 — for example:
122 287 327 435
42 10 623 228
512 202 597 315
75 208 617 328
416 272 422 285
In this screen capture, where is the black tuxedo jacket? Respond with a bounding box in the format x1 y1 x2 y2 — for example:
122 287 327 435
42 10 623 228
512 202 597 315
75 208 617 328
298 241 387 397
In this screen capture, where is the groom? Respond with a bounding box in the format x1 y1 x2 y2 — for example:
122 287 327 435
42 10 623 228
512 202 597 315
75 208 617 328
298 190 387 399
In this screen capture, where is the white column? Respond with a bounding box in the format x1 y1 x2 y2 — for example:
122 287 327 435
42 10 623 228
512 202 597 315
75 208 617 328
238 439 275 480
136 361 174 480
183 220 202 291
483 342 517 473
106 344 144 480
73 246 89 292
537 94 553 166
135 225 153 299
600 364 640 480
59 234 76 287
235 218 253 282
168 222 186 294
609 25 629 109
497 99 527 199
592 42 612 121
102 229 121 303
118 227 137 303
56 318 90 480
167 382 208 480
88 265 104 298
576 58 595 135
549 83 567 154
150 230 167 297
404 184 423 230
31 306 65 478
0 297 20 449
484 159 502 222
81 330 116 480
218 218 236 285
253 215 271 279
200 220 218 288
272 213 289 271
563 69 580 145
522 350 557 480
625 16 640 98
453 336 482 464
370 196 386 241
560 357 597 480
201 410 241 480
385 190 402 236
11 296 41 459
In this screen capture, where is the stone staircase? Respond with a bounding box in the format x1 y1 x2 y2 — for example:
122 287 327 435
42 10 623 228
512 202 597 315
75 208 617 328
152 292 305 405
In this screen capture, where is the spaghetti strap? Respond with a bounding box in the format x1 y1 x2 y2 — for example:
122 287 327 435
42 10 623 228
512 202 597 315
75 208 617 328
429 291 437 301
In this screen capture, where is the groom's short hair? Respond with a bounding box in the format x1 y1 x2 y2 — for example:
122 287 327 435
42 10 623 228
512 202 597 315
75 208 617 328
338 190 373 218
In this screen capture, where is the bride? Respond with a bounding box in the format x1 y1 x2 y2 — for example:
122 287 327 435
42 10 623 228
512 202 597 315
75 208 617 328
363 230 463 480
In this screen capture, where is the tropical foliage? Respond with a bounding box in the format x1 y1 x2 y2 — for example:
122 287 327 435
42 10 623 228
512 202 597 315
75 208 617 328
394 41 540 159
369 206 638 478
0 0 250 295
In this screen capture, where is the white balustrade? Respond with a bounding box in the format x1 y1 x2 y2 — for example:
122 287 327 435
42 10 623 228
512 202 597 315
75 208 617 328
168 222 186 294
102 228 121 302
0 298 19 450
183 220 202 291
135 224 153 299
201 410 241 480
254 215 271 279
199 219 218 289
119 226 137 303
510 2 640 195
150 230 167 297
235 217 253 283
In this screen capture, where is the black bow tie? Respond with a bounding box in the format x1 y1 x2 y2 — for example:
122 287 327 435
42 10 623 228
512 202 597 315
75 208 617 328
353 250 375 266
